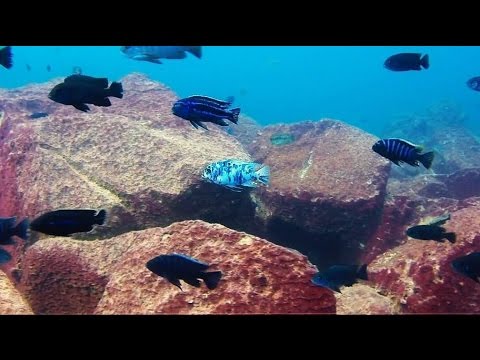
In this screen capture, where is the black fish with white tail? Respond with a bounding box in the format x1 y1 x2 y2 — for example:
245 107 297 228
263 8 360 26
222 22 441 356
146 253 222 291
48 74 123 112
172 95 240 130
0 46 12 69
372 138 435 169
451 252 480 284
0 217 29 245
311 264 368 293
406 224 456 243
384 53 429 71
30 209 107 236
121 46 202 64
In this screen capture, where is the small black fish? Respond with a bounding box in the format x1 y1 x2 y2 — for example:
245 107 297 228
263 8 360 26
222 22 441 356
172 95 239 130
384 53 429 71
467 77 480 92
406 225 456 243
0 217 29 245
30 209 107 237
46 64 51 72
372 138 435 169
48 74 123 112
26 64 31 71
0 46 12 69
146 253 222 290
29 112 49 119
452 252 480 283
0 248 12 265
311 264 368 293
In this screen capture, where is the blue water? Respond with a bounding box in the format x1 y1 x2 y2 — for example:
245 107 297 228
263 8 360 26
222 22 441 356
1 46 480 136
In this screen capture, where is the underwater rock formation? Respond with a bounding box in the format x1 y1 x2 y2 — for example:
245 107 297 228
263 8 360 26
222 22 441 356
335 283 398 315
0 74 253 244
368 200 480 313
0 270 32 314
247 120 391 267
20 220 335 314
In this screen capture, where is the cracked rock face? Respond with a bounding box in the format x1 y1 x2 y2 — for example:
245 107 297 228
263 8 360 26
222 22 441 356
245 120 391 267
0 74 252 244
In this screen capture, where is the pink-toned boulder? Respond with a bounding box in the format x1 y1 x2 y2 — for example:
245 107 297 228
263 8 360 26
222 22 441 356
0 74 252 245
247 120 391 266
20 220 335 314
95 220 335 314
335 284 398 315
369 199 480 313
0 270 33 314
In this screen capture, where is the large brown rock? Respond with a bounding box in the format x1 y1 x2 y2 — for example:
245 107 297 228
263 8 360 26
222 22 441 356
0 270 33 314
20 220 335 314
247 120 391 267
369 199 480 313
0 73 252 243
96 220 335 314
335 284 398 315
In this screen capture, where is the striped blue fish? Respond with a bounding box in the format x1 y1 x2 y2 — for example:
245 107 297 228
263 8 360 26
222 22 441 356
172 95 240 130
202 159 270 192
372 138 434 169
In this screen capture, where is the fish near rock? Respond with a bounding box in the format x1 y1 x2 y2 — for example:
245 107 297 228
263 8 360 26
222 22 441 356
311 264 368 293
30 209 107 237
406 224 456 243
121 46 202 64
172 95 240 130
451 252 480 284
0 217 29 245
372 138 434 169
146 253 222 290
0 46 12 69
384 53 429 71
48 74 123 112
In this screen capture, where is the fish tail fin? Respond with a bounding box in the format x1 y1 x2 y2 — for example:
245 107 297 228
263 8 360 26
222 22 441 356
202 271 222 290
421 54 429 69
0 46 13 69
14 218 30 241
255 164 270 186
419 151 435 169
108 82 123 99
95 209 107 225
445 232 456 244
187 46 202 59
0 248 12 264
229 108 241 124
357 264 368 280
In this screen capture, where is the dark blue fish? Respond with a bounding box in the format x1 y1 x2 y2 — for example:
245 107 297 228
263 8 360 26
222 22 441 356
0 248 12 264
146 253 222 290
406 225 456 243
384 53 429 71
372 138 435 169
29 112 49 119
311 264 368 293
467 77 480 91
451 252 480 284
121 46 202 64
0 46 12 69
172 95 240 130
30 209 107 237
0 217 29 245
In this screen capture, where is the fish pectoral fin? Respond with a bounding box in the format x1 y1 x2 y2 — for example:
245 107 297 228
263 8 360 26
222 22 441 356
194 121 209 131
73 103 90 112
391 159 401 166
224 185 244 192
167 276 183 290
182 277 202 288
215 119 229 126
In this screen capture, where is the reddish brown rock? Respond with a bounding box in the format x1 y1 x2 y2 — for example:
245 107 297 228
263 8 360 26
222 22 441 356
247 120 391 267
0 270 33 314
0 74 252 244
95 220 335 314
19 235 137 314
335 284 398 315
445 168 480 200
369 201 480 313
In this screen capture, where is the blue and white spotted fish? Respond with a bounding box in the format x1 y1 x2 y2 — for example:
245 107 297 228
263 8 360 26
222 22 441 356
372 138 435 169
202 159 270 192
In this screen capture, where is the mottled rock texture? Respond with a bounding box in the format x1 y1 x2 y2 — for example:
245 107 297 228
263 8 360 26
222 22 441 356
0 270 32 314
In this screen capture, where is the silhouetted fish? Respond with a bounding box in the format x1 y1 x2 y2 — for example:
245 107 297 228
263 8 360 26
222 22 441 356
467 76 480 91
0 46 12 69
29 112 49 119
121 46 202 64
146 253 222 290
48 75 123 112
311 264 368 293
452 252 480 283
30 209 107 236
372 138 434 169
406 224 456 243
0 217 29 245
384 53 429 71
